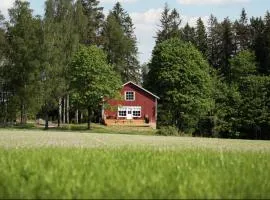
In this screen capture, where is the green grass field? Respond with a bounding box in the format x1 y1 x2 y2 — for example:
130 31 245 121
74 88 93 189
0 129 270 199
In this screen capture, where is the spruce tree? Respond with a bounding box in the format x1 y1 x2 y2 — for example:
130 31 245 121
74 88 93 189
103 2 140 83
181 23 196 45
234 8 250 52
156 3 182 44
195 17 208 58
261 11 270 74
207 14 221 69
220 17 234 80
250 16 266 74
80 0 104 45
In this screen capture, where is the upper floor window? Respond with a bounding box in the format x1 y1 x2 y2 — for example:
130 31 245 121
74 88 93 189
125 91 135 101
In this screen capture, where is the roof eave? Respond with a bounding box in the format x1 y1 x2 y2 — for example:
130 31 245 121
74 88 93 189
122 81 160 99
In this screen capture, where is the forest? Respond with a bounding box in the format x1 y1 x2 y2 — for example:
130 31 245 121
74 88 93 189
0 0 270 139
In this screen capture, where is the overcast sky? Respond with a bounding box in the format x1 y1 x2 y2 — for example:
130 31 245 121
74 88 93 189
1 0 269 64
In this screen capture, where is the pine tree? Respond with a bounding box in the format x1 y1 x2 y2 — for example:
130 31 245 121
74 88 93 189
0 11 5 60
80 0 104 45
250 16 266 74
195 17 208 58
0 11 8 124
220 18 234 80
103 2 140 83
156 3 182 44
207 14 221 69
234 8 250 52
261 11 270 74
181 23 196 45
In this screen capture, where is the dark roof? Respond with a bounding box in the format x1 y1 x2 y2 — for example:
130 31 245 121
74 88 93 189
123 81 160 99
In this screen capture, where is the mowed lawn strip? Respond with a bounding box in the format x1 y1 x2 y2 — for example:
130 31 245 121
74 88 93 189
0 129 270 152
0 130 269 199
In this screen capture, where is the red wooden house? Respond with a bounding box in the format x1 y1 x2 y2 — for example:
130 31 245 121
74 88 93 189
102 81 159 128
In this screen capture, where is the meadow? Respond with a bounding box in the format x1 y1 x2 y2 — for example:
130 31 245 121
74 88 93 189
0 129 270 199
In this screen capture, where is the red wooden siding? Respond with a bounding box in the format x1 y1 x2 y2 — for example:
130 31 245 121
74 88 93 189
104 82 157 123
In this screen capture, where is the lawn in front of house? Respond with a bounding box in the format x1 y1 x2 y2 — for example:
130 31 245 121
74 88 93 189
0 122 157 136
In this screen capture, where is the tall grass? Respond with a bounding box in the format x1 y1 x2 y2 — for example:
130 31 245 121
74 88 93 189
0 147 269 199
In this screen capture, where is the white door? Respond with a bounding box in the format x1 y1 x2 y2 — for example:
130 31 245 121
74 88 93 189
126 108 133 119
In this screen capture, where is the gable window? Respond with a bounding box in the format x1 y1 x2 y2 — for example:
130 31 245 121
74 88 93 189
125 91 135 101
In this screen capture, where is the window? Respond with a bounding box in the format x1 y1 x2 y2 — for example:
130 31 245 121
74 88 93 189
118 110 126 117
118 106 141 118
133 110 141 117
125 91 135 101
132 107 141 117
118 107 127 117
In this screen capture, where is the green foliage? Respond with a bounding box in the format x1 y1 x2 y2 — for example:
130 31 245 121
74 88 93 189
1 1 270 139
181 23 196 45
234 8 250 51
220 18 234 80
230 50 257 81
68 45 121 128
195 17 207 58
0 147 269 199
212 74 242 138
80 0 104 45
102 2 140 83
69 45 121 107
156 4 182 44
5 0 44 123
238 75 270 139
250 12 270 75
156 126 180 136
147 38 213 133
207 15 221 69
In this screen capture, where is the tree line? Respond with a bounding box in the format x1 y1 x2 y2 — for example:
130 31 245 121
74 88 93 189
0 1 270 139
0 0 138 129
145 4 270 139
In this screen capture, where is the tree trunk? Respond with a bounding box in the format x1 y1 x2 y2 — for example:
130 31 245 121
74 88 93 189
20 102 27 124
75 109 79 124
67 95 69 124
87 108 91 130
63 96 66 124
58 98 62 127
20 102 23 124
23 104 27 124
80 112 83 124
4 100 7 127
45 111 49 130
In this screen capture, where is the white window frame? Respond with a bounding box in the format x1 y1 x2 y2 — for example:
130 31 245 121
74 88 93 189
125 91 135 101
118 107 127 117
132 107 141 117
117 106 141 118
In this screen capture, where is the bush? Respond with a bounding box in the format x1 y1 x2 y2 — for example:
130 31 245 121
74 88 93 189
157 126 180 136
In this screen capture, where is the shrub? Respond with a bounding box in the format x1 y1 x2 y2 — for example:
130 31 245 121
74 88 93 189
157 126 180 136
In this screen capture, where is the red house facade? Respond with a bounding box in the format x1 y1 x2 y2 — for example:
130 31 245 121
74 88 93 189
103 81 159 128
